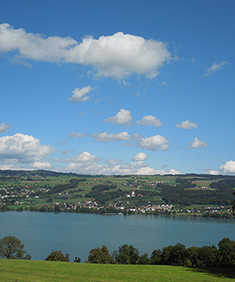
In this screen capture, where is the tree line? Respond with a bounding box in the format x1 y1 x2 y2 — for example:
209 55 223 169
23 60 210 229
1 236 235 268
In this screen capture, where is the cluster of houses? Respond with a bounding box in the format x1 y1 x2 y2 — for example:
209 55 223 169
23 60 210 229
0 184 233 218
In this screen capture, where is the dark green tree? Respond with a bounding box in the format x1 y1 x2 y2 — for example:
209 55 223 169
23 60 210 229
45 250 70 262
151 249 162 265
218 238 235 266
115 244 139 264
0 236 31 259
188 246 201 267
161 243 189 266
88 245 112 264
137 253 150 264
232 191 235 216
197 246 218 268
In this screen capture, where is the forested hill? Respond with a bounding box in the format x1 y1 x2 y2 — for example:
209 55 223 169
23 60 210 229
0 169 84 178
1 169 235 179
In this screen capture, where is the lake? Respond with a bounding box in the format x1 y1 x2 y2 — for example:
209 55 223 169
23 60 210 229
0 212 234 261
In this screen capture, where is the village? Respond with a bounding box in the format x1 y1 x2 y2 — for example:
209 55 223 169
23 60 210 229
0 182 233 218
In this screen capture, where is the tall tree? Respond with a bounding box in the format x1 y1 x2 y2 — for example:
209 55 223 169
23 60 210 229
115 244 139 264
0 236 31 259
232 191 235 215
218 238 235 266
88 245 112 264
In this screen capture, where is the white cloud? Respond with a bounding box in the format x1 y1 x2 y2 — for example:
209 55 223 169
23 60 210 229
136 167 158 175
136 167 181 175
66 151 179 175
176 120 198 129
0 122 10 133
71 152 97 162
161 81 167 86
139 135 169 151
69 86 93 102
207 169 220 175
0 133 53 162
191 137 207 149
0 24 171 79
33 161 51 169
167 169 182 175
93 131 131 142
137 115 162 127
104 109 132 125
133 152 147 161
220 160 235 174
205 61 227 76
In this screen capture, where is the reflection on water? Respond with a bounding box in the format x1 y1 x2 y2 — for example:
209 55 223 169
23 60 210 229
0 212 234 261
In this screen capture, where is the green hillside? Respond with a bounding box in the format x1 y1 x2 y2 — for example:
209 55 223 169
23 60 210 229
0 260 234 282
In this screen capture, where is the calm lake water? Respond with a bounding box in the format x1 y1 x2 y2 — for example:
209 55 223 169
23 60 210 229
0 212 234 261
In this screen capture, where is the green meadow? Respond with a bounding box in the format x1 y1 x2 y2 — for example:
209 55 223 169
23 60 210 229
0 260 234 282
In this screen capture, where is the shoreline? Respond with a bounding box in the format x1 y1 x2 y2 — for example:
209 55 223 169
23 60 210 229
0 208 234 220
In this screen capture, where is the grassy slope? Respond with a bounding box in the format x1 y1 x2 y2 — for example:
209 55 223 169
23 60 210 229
0 260 234 282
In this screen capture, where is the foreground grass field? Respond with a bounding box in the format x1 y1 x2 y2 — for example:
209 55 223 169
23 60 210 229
0 260 235 282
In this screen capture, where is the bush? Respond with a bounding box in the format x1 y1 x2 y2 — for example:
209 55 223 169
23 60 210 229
45 250 70 262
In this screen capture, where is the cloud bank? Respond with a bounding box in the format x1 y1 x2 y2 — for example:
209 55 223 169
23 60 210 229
66 151 180 175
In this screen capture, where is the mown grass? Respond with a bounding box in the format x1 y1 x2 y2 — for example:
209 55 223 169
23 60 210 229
0 260 234 282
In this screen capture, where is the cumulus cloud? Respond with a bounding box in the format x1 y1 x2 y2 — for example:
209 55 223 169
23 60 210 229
93 131 131 142
0 133 53 162
191 137 207 149
205 61 227 76
0 24 171 79
104 109 132 125
139 135 169 151
220 160 235 174
137 115 162 127
32 161 51 169
176 120 198 129
0 122 10 133
69 86 93 102
71 152 97 162
133 152 147 161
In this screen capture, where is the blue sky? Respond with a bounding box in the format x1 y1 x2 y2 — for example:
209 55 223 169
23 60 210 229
0 0 235 175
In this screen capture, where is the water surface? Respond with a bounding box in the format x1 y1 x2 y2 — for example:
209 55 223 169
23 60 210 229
0 212 234 261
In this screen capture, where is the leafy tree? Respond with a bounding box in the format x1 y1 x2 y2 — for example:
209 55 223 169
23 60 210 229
88 245 112 264
161 243 189 266
232 192 235 216
45 250 70 262
151 249 162 265
115 244 139 264
0 236 31 259
137 253 150 264
188 246 201 267
218 238 235 266
197 246 218 267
